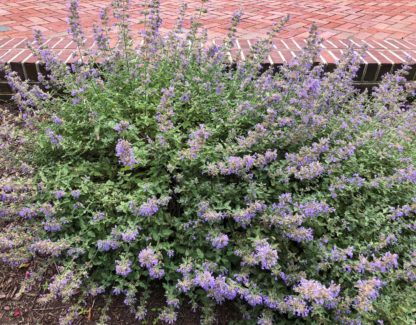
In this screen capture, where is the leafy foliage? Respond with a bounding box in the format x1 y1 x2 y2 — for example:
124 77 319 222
1 0 416 324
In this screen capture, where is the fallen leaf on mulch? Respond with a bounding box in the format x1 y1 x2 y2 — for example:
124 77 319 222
18 263 30 269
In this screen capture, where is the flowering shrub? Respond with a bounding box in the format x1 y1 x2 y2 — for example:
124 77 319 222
2 0 416 324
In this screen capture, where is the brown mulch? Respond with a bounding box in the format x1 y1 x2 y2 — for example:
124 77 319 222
0 262 242 324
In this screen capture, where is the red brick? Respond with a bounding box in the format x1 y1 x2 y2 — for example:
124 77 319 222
0 0 414 42
0 38 26 49
0 49 26 63
0 0 415 90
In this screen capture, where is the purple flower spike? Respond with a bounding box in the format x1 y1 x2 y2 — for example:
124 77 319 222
138 198 159 217
138 247 159 269
115 259 132 277
115 139 137 167
54 190 65 200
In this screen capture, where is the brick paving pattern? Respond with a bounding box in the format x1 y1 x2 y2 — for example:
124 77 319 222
0 0 415 40
0 0 415 97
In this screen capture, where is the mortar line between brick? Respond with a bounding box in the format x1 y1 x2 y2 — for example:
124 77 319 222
51 37 64 49
373 64 381 83
21 62 28 80
360 40 374 49
14 38 28 48
349 39 362 49
35 62 40 76
43 38 53 46
280 39 290 50
277 50 286 63
350 40 371 65
388 50 406 62
327 50 339 62
64 40 74 49
235 39 245 61
338 40 348 48
247 39 253 50
63 51 74 64
365 51 381 64
89 40 97 50
325 40 337 48
402 51 415 61
357 51 368 64
21 52 33 80
383 39 399 49
292 40 302 50
390 39 411 50
7 49 25 63
21 52 33 63
360 63 368 82
377 51 395 64
0 49 11 61
401 39 416 48
0 39 15 49
372 40 388 49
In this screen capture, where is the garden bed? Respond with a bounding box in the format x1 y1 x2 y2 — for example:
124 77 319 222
0 101 240 324
1 1 416 324
0 252 238 325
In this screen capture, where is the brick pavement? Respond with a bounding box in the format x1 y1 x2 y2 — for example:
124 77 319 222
0 0 416 97
0 0 416 40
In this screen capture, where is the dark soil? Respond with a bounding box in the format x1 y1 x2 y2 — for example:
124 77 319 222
0 261 242 324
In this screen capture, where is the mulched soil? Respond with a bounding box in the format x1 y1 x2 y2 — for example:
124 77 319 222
0 262 241 324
